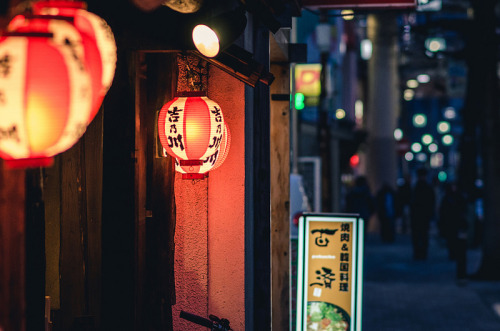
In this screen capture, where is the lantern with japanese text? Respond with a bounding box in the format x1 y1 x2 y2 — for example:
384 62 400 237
0 16 92 168
30 0 117 122
175 122 231 177
158 92 225 179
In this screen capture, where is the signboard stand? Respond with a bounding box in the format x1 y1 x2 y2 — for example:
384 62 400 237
296 213 364 331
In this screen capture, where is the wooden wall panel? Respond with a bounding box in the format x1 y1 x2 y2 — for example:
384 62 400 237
135 52 177 330
270 63 291 331
0 164 26 331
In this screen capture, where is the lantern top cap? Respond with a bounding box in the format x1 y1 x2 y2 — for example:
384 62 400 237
2 31 53 38
175 91 207 98
33 1 87 10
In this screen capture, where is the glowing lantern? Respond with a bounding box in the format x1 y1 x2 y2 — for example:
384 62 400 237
175 123 231 178
0 17 92 167
31 0 116 122
158 92 225 179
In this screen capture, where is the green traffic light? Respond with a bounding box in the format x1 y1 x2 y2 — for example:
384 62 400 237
295 92 305 110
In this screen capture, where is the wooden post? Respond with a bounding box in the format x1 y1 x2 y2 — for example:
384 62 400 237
270 62 291 331
0 162 26 331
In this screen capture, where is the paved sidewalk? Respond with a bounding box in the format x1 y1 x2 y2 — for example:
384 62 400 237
362 230 500 331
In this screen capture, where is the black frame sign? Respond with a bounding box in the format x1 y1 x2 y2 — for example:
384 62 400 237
296 213 364 331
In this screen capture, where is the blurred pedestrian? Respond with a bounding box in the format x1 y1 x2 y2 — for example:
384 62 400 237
395 175 412 234
376 183 396 243
438 182 467 260
410 168 435 260
345 176 375 226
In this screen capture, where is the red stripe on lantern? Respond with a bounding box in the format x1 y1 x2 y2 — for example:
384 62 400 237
184 96 211 160
25 37 70 155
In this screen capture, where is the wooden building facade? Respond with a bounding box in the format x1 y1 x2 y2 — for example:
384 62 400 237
0 0 301 330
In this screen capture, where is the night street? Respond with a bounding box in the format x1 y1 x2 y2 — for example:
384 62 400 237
363 227 500 331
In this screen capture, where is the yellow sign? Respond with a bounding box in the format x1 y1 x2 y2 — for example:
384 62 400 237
295 64 322 97
296 214 364 331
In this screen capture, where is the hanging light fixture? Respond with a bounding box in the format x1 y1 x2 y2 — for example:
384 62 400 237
174 122 230 177
29 0 117 122
158 91 225 179
191 6 247 58
0 16 92 168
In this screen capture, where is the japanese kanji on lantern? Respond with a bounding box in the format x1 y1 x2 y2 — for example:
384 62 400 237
296 213 364 331
0 16 93 168
31 0 117 122
158 91 226 179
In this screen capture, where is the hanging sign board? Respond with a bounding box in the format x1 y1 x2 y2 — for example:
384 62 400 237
295 64 322 108
296 213 364 331
302 0 416 9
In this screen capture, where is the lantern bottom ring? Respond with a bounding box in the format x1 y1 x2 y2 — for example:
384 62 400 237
4 157 54 169
180 159 204 166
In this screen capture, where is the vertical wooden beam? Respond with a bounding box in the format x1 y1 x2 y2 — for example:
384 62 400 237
101 48 136 330
44 158 61 312
84 109 104 327
270 63 291 331
135 52 176 330
146 53 177 329
59 142 86 330
25 168 46 330
0 163 26 331
248 23 272 330
134 51 148 330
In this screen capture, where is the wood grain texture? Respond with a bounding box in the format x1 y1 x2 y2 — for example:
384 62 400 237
0 162 26 331
270 63 291 331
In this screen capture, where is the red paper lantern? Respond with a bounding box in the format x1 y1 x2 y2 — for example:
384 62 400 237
158 92 225 179
175 122 231 178
29 0 117 122
0 17 92 167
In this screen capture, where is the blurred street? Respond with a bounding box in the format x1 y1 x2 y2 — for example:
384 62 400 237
363 226 500 331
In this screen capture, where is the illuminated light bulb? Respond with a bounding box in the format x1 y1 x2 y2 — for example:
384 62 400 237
192 24 220 58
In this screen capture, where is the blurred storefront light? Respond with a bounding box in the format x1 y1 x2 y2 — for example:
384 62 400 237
417 74 430 83
360 39 372 60
437 121 450 133
425 37 446 52
335 108 346 119
411 142 422 153
341 9 354 20
421 134 433 145
407 79 418 88
394 128 403 141
413 114 427 127
405 152 414 161
443 107 456 119
442 134 454 145
404 89 415 101
416 153 427 162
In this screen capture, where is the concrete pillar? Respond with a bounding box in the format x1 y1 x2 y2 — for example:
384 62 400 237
366 14 399 194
